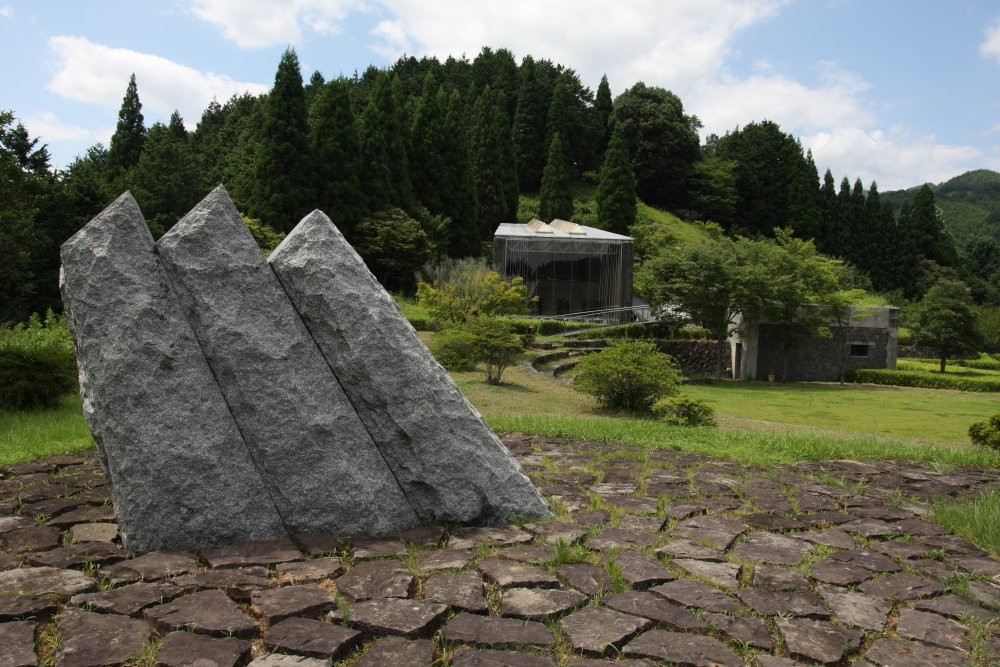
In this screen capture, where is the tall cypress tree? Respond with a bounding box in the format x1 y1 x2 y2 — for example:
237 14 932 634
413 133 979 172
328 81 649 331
253 48 311 231
512 56 548 192
309 79 364 239
539 133 573 222
845 177 867 266
471 86 517 244
786 147 820 240
409 74 447 214
594 74 613 158
596 124 637 234
106 73 146 178
816 169 838 254
441 89 478 256
130 118 203 237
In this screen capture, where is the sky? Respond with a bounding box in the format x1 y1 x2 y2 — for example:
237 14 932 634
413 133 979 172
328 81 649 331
2 0 999 191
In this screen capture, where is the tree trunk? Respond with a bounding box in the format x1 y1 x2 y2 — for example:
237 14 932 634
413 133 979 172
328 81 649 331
940 356 946 373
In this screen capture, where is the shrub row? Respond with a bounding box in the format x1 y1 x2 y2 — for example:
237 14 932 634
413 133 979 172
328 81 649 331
0 311 78 409
846 368 1000 392
955 354 1000 371
591 321 713 341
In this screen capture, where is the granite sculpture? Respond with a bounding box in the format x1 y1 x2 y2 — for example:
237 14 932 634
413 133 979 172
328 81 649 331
60 186 549 553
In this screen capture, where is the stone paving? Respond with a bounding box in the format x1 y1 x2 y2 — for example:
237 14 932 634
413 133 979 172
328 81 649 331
1 436 999 666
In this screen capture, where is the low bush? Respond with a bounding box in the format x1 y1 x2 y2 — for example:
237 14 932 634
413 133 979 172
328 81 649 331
501 318 583 336
0 311 78 409
573 340 682 412
430 318 525 384
955 354 1000 371
897 326 913 345
969 414 1000 451
846 368 1000 392
652 396 717 427
429 328 479 371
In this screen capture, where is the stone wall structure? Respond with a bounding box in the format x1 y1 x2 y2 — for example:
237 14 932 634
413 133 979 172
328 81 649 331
60 187 549 553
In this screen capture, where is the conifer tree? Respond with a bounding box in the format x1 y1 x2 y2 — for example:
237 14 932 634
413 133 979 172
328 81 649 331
785 147 820 239
845 177 867 266
539 133 573 222
410 74 447 215
512 56 548 192
471 86 518 244
596 124 636 234
816 169 838 253
253 48 311 232
594 74 613 158
441 89 478 256
359 86 394 212
130 117 203 237
309 79 364 239
106 74 146 177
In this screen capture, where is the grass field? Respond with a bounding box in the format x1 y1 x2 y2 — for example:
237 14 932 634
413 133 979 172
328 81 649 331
0 395 94 467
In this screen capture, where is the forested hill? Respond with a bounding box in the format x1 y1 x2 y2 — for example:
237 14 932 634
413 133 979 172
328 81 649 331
883 169 1000 248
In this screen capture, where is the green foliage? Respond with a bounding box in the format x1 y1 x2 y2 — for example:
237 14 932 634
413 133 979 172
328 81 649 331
512 56 549 192
0 311 77 409
968 414 1000 451
934 489 1000 557
687 156 737 228
309 79 364 238
241 214 285 256
573 341 682 412
538 133 573 222
846 368 1000 392
596 123 637 234
652 396 717 427
130 118 203 237
106 73 146 177
912 278 981 372
472 86 518 238
417 257 532 324
355 208 433 293
974 305 1000 353
430 328 479 371
609 82 700 210
254 48 312 232
954 353 1000 371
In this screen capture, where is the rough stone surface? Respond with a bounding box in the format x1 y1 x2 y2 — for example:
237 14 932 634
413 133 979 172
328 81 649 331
859 573 943 600
737 588 828 618
559 607 650 656
341 598 448 637
0 621 36 667
59 192 287 552
450 649 554 667
586 527 659 551
156 186 418 536
556 563 614 596
170 567 270 601
671 558 741 588
251 584 334 623
478 559 559 588
354 636 435 667
155 631 252 667
501 587 587 620
703 612 773 650
0 594 58 621
670 515 747 549
914 594 996 621
201 539 302 569
335 560 415 601
68 523 117 544
423 573 488 612
55 609 151 667
70 581 188 616
0 566 96 596
602 592 706 630
275 556 344 583
776 617 862 664
732 532 811 564
417 549 474 571
611 551 675 589
143 589 258 638
894 609 969 650
263 617 361 659
864 638 967 667
442 612 554 649
269 210 549 525
649 580 741 613
817 587 891 631
101 551 197 583
248 656 330 667
623 630 743 666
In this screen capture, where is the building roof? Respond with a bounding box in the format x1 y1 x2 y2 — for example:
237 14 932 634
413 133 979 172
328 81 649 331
494 218 632 242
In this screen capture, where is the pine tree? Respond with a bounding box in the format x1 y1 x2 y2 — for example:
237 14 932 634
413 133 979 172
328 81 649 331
816 169 838 254
309 79 364 239
845 177 866 266
130 119 204 237
106 74 146 178
539 133 573 222
593 74 613 158
253 48 311 232
471 86 517 244
359 84 394 212
785 147 820 239
441 89 478 256
596 124 636 234
512 56 548 192
409 74 447 215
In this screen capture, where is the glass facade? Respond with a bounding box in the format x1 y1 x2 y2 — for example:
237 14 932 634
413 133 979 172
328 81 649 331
493 236 634 320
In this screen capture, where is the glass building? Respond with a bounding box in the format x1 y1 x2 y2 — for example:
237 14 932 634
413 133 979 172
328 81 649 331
493 219 634 321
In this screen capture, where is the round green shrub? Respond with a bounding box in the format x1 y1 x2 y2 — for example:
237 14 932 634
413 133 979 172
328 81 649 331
0 311 78 410
969 414 1000 451
652 396 717 427
573 340 682 412
429 328 479 371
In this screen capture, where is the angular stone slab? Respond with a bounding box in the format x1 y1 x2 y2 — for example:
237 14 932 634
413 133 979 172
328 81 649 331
649 580 742 613
269 210 549 525
865 638 967 667
732 532 811 565
170 567 270 601
895 609 969 651
611 551 675 589
559 607 650 656
60 192 287 552
423 573 488 612
737 589 828 618
354 636 435 667
556 563 614 596
0 566 96 596
416 550 474 572
101 551 198 584
156 187 418 536
251 584 335 623
341 598 449 637
263 617 361 659
201 539 302 569
817 586 891 631
602 592 706 630
335 560 415 601
451 649 554 667
0 620 36 667
623 630 742 666
441 612 554 650
143 589 259 638
155 631 252 667
859 573 943 600
478 559 559 588
275 557 344 584
672 558 740 588
56 609 151 667
776 617 862 664
70 581 189 617
501 587 587 620
703 612 773 650
0 594 58 621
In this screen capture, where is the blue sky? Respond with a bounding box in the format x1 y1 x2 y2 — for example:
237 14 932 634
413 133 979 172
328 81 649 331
3 0 999 190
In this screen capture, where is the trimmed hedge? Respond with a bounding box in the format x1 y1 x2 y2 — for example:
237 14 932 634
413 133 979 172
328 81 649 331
846 368 1000 392
591 321 713 341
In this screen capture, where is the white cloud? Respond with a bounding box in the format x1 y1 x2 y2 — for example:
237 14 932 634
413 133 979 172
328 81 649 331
0 6 11 18
803 126 983 190
189 0 365 48
46 36 268 126
980 17 1000 63
22 111 95 143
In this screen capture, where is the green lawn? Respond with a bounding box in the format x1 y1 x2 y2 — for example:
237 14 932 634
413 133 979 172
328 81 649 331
0 395 94 467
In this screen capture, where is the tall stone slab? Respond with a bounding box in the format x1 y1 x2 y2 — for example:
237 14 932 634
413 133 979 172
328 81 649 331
59 193 288 552
269 210 550 524
155 186 419 535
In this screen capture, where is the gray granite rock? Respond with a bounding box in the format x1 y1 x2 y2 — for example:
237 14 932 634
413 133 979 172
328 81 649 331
60 192 288 553
269 211 550 525
156 187 418 535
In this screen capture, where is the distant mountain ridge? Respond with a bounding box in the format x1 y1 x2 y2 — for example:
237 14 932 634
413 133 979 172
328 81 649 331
882 169 1000 250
